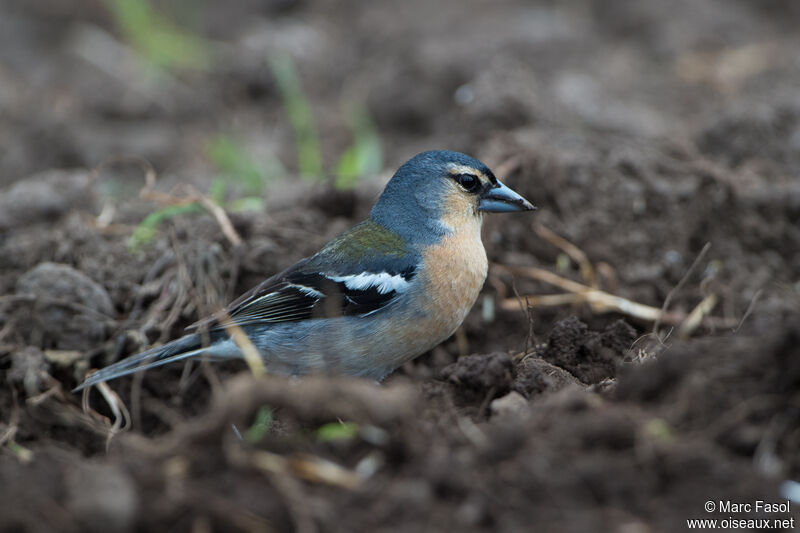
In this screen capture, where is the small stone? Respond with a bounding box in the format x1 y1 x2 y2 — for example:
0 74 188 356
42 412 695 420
65 462 138 533
15 262 115 350
8 346 47 396
0 169 95 230
490 391 529 418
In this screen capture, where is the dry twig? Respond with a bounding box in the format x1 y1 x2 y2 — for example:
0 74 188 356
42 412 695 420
93 154 243 247
82 380 131 450
494 263 736 329
0 390 20 447
676 293 719 339
533 222 596 287
216 309 266 378
734 288 763 334
653 242 711 335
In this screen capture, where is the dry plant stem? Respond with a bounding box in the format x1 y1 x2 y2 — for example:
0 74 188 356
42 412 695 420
178 359 199 397
226 443 357 533
82 381 131 447
129 250 176 322
251 456 319 533
511 278 536 354
596 261 619 293
198 196 243 247
653 242 711 335
25 380 118 438
94 154 243 247
502 291 662 320
495 263 736 329
493 264 591 294
677 293 719 339
0 390 20 447
288 453 363 490
140 185 243 247
160 230 192 344
97 381 132 449
534 222 597 287
734 288 763 333
25 382 61 406
216 309 266 378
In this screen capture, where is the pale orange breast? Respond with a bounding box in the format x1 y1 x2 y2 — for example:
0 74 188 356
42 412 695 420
416 216 488 343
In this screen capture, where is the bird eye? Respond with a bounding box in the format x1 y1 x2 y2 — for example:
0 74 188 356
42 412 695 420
455 173 481 193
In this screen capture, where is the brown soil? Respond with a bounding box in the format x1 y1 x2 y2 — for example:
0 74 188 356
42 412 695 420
1 0 799 531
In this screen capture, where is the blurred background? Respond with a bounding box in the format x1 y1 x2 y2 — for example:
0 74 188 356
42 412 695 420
1 0 799 531
3 0 798 333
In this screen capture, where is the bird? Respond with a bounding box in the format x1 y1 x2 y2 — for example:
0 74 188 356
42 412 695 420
75 150 535 391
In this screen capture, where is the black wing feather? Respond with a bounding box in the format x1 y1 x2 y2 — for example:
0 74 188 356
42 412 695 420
188 219 419 332
187 260 416 332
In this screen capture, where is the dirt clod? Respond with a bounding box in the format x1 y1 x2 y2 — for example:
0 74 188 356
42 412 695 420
489 391 528 418
440 352 514 405
0 169 95 231
65 462 139 533
512 355 583 397
541 317 637 385
14 262 115 350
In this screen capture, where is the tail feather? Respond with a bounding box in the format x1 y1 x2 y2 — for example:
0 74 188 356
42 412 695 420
74 333 208 391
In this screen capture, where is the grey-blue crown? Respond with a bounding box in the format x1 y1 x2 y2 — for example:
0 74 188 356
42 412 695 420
370 150 490 244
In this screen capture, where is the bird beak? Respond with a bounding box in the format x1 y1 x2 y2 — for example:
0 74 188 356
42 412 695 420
478 180 536 213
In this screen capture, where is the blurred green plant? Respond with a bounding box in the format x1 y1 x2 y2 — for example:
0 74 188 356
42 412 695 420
207 134 286 202
270 54 383 188
127 51 383 250
269 54 324 180
129 202 202 250
104 0 210 71
643 418 675 443
6 440 34 463
129 134 281 250
245 406 274 443
316 421 360 442
335 105 383 189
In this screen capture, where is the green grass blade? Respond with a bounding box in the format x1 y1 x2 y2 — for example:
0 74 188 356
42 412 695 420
316 421 360 442
104 0 210 71
335 105 383 189
244 406 274 443
207 135 269 196
128 203 202 250
269 54 324 180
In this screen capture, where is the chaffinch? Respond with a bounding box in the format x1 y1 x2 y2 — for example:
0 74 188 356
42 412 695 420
76 150 535 390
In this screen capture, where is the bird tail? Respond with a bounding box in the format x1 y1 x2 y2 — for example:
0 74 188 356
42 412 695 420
74 333 213 391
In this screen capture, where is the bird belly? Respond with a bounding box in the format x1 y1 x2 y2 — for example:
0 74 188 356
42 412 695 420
352 217 487 373
246 224 488 379
416 226 488 341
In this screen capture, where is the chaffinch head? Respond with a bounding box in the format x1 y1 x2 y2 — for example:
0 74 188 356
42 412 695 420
77 150 535 390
